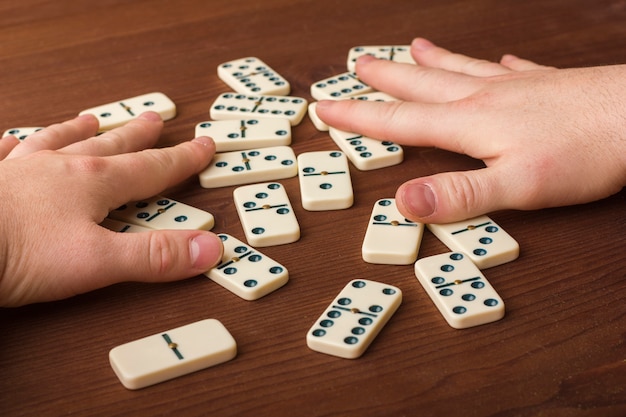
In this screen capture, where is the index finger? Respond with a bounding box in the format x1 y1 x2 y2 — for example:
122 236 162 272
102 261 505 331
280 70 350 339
315 99 467 154
100 136 216 209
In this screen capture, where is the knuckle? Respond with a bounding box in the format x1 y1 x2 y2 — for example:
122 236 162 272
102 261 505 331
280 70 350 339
148 233 177 275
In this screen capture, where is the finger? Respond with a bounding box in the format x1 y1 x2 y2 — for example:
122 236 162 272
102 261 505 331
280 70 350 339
355 54 483 103
100 136 216 209
59 111 163 156
0 135 20 159
499 54 557 71
395 167 513 223
316 99 468 154
88 229 223 290
6 114 100 159
411 37 512 77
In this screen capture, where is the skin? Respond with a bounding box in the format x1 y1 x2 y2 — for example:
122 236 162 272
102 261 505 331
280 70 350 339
316 37 626 224
0 111 223 307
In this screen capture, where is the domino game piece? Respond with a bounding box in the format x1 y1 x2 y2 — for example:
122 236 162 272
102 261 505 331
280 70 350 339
297 150 353 211
329 127 403 171
108 196 214 231
310 72 373 101
99 218 152 233
361 198 424 264
79 92 176 132
2 127 43 140
414 252 505 329
233 182 300 247
198 145 297 189
205 234 289 300
307 102 329 131
306 279 402 359
109 319 237 390
427 215 520 269
210 93 308 126
347 45 415 73
217 57 290 96
194 118 291 152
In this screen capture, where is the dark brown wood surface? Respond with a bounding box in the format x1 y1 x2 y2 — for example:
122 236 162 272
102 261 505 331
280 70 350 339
1 1 625 416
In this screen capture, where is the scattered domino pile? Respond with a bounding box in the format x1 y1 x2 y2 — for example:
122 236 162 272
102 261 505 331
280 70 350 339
3 45 521 389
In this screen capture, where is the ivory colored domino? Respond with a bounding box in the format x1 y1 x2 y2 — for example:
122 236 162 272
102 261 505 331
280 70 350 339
198 145 297 189
297 150 353 211
427 215 519 269
414 252 505 329
79 92 176 131
195 118 291 152
109 319 237 390
347 45 415 73
2 127 43 139
108 195 214 231
233 182 300 247
205 234 289 300
361 198 424 264
328 127 403 171
306 279 402 359
310 72 373 101
210 92 308 126
217 57 290 96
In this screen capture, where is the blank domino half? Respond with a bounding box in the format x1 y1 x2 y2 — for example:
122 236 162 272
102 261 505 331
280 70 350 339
306 279 402 359
79 92 176 132
205 234 289 300
414 252 505 329
361 198 424 265
427 215 519 269
109 319 237 390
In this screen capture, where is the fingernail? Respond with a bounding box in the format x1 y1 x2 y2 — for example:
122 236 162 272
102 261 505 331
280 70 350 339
190 233 223 270
315 100 334 111
138 111 162 121
192 136 214 147
356 54 377 65
412 38 435 51
402 183 436 218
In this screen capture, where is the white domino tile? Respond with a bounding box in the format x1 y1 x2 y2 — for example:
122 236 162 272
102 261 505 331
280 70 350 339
361 198 424 265
297 150 353 211
198 145 297 189
109 319 237 390
427 215 520 269
79 92 176 132
414 252 505 329
205 234 289 300
306 279 402 359
217 57 290 96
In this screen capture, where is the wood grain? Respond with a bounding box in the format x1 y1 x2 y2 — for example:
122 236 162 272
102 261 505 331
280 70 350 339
1 1 625 416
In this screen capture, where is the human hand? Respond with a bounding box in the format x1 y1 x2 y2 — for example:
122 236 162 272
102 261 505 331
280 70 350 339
0 112 223 307
316 38 626 223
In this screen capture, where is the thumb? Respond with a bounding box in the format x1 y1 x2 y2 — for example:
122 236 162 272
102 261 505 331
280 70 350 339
395 168 509 223
103 230 224 285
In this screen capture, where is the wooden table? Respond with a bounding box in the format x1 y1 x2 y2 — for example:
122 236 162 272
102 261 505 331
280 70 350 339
1 1 624 416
